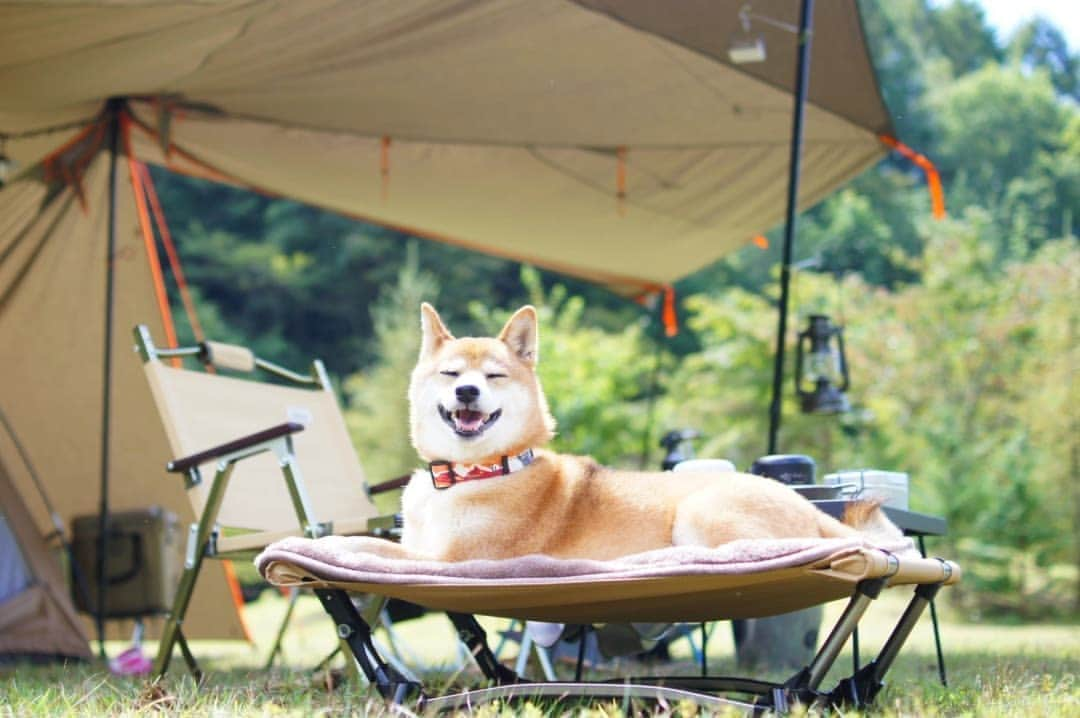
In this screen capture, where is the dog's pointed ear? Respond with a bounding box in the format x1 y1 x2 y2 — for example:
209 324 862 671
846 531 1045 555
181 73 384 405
419 303 454 360
498 306 539 366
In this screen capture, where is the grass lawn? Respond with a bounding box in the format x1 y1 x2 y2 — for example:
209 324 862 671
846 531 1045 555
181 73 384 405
2 588 1076 716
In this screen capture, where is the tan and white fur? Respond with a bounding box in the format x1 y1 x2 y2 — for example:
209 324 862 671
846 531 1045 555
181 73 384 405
398 304 901 562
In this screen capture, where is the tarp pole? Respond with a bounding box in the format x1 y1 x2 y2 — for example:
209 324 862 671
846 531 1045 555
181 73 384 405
95 98 123 657
767 0 814 455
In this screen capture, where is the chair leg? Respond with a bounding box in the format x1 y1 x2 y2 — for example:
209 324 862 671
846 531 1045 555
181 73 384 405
698 622 709 676
175 627 203 683
152 554 205 680
534 642 557 681
264 587 301 669
514 628 534 676
312 644 341 673
492 618 518 660
376 607 429 668
154 462 237 681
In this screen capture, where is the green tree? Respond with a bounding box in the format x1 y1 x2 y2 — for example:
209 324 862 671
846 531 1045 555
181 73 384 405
343 243 439 487
930 64 1077 254
670 222 1079 616
927 0 1002 77
1007 17 1080 101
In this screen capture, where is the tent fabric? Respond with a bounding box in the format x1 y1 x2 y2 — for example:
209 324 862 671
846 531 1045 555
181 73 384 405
0 513 31 605
1 0 892 294
0 462 91 659
0 153 246 641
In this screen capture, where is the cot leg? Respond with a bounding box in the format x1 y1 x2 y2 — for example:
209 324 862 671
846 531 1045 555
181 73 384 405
446 612 523 685
801 578 886 691
828 582 944 708
314 589 421 704
770 577 886 710
918 536 949 686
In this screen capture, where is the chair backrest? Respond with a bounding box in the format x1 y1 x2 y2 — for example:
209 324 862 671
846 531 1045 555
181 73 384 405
134 326 377 532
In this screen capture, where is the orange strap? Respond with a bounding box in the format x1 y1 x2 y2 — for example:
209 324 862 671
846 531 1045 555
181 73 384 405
662 284 678 337
616 146 628 216
879 135 946 219
633 284 679 337
41 121 106 214
137 163 208 346
117 106 253 644
121 114 181 367
380 135 391 201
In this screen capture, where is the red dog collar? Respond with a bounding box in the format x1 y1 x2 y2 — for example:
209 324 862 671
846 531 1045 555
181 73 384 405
430 449 535 489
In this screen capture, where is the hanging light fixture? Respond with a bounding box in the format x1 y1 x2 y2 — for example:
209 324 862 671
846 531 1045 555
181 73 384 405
729 5 767 64
794 314 850 414
728 4 802 65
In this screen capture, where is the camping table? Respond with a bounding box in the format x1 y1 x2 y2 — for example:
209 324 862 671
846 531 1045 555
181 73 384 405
813 502 947 538
813 502 949 685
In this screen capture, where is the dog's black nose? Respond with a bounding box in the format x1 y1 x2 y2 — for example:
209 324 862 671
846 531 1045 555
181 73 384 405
455 384 480 403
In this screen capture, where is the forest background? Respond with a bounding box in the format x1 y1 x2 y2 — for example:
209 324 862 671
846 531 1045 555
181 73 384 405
149 1 1079 619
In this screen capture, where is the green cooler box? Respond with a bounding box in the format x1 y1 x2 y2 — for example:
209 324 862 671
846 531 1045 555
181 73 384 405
70 506 183 618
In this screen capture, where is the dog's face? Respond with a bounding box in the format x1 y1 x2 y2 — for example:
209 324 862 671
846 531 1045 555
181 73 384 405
409 304 556 463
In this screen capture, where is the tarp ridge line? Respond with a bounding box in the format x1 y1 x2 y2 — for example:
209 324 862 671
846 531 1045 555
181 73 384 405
124 108 669 297
166 104 878 151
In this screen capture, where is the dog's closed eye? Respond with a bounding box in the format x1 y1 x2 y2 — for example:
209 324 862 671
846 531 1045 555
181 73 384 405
440 371 460 378
486 373 507 380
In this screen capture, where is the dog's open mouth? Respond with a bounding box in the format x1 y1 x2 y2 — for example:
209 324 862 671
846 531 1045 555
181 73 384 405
439 405 502 438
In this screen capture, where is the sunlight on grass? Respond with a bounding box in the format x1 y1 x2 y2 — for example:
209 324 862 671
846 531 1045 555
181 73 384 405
2 589 1076 716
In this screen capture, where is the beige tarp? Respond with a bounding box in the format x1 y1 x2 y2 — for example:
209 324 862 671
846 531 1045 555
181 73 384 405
0 0 893 644
1 0 891 293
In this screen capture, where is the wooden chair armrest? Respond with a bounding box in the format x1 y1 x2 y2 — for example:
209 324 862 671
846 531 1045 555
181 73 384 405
367 473 412 496
166 422 305 473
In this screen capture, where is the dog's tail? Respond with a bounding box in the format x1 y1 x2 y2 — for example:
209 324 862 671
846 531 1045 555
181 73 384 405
817 499 905 545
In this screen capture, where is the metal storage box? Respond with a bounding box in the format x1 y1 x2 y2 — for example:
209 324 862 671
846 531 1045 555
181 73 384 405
69 506 183 618
823 470 910 510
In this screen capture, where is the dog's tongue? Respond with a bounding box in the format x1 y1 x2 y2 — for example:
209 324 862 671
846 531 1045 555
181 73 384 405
455 410 485 432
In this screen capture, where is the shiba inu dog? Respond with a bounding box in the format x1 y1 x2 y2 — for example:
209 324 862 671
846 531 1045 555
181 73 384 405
399 304 901 562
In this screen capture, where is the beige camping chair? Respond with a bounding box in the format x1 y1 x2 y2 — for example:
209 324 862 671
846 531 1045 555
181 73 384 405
133 325 403 680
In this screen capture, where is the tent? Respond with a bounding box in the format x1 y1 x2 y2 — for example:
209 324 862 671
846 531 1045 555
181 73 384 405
0 459 91 661
0 135 250 648
0 0 899 654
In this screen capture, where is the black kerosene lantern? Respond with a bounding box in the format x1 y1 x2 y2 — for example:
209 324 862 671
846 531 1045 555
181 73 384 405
794 314 850 414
